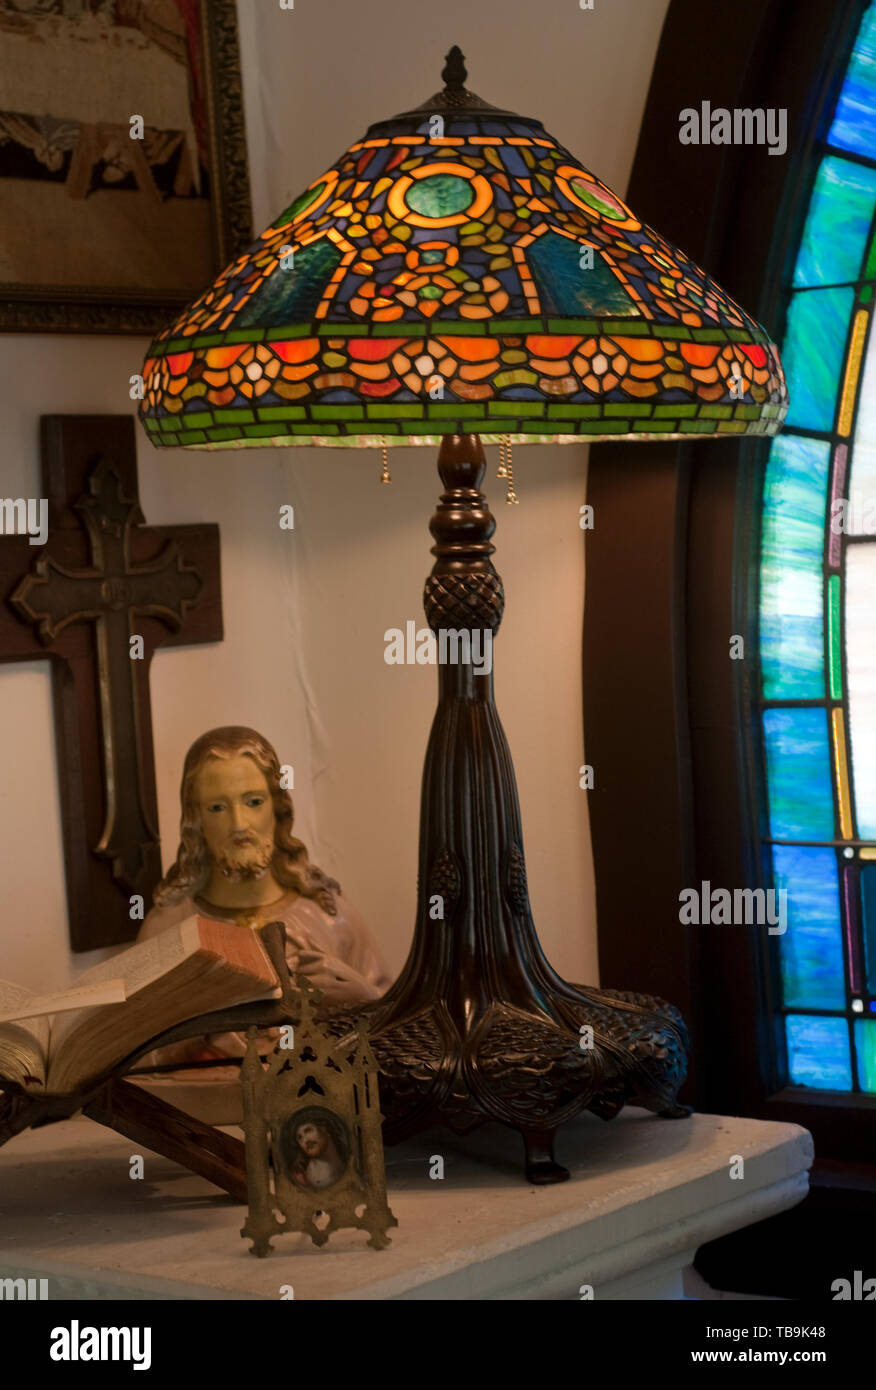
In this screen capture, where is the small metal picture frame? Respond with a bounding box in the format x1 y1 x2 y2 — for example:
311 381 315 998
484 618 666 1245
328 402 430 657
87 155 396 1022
240 977 397 1254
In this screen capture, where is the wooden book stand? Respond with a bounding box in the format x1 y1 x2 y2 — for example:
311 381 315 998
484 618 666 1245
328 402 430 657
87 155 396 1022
0 923 301 1202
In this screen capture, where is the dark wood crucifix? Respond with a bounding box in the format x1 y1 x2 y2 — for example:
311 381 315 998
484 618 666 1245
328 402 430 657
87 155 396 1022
0 415 222 951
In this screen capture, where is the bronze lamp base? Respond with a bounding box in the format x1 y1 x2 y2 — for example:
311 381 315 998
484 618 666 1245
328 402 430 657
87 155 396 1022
327 433 689 1184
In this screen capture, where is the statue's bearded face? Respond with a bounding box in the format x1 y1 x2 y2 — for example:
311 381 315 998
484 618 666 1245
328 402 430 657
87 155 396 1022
195 754 275 882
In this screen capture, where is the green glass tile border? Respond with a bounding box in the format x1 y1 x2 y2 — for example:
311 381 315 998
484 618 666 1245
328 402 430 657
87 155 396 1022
366 403 423 418
599 319 652 335
400 419 456 433
225 328 265 344
828 573 843 700
312 405 365 420
577 419 631 434
146 321 775 359
206 426 243 441
266 323 317 340
142 410 787 444
487 401 546 417
237 423 289 438
257 405 307 420
214 408 254 424
489 319 543 332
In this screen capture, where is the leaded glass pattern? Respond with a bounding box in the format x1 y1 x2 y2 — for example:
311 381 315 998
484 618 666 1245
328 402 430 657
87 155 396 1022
760 0 876 1092
139 104 787 448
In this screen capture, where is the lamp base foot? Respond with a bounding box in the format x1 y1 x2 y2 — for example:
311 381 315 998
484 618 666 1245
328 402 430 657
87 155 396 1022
523 1127 570 1185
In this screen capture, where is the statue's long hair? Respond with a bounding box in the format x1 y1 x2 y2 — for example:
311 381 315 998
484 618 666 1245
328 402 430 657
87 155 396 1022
154 726 340 915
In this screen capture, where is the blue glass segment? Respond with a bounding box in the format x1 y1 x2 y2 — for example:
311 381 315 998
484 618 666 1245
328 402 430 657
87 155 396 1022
861 865 876 993
763 708 835 840
785 1014 852 1089
527 232 637 316
760 435 830 698
236 238 343 327
772 846 846 1009
855 1018 876 1091
828 2 876 159
793 155 876 287
782 287 854 431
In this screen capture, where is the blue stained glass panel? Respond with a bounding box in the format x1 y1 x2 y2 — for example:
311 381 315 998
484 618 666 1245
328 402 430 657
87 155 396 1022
763 708 835 840
772 845 846 1009
793 156 876 287
527 232 637 316
760 435 830 698
855 1018 876 1091
786 1015 852 1089
861 865 876 993
828 2 876 159
236 238 343 327
782 287 855 431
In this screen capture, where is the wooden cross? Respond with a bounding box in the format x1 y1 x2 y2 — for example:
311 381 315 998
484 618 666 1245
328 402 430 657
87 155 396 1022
0 415 222 951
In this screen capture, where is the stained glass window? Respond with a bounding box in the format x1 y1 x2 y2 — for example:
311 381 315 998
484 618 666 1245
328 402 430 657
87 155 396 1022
760 0 876 1092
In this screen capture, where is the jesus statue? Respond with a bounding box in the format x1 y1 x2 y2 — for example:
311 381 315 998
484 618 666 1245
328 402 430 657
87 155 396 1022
136 725 392 1066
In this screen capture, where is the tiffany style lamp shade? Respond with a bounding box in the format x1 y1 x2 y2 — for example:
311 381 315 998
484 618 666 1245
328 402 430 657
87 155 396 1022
139 50 788 1182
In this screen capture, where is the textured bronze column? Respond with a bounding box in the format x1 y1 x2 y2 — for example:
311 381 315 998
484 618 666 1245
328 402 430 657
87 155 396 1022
327 434 690 1183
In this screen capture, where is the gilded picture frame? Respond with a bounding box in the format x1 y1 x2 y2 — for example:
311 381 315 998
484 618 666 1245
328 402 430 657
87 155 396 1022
0 0 252 334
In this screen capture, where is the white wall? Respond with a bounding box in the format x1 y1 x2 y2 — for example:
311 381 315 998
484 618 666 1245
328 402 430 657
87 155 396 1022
0 0 669 992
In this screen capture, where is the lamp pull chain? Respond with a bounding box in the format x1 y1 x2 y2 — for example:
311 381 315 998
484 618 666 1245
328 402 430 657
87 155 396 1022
497 436 508 479
380 436 391 484
504 435 519 505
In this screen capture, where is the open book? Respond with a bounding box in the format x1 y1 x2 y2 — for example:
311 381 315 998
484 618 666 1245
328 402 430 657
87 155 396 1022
0 917 281 1096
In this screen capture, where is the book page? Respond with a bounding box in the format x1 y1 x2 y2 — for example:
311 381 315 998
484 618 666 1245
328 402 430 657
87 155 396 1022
0 977 127 1024
0 980 48 1087
47 921 196 1058
65 919 197 997
0 1023 47 1089
0 978 49 1055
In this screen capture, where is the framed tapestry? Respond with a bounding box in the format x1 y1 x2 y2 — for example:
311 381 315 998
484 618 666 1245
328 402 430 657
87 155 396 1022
0 0 252 334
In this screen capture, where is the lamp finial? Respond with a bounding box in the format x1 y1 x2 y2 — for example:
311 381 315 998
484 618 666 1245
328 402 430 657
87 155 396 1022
442 46 467 95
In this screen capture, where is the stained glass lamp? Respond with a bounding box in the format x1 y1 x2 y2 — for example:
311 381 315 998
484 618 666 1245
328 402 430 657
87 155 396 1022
139 49 788 1183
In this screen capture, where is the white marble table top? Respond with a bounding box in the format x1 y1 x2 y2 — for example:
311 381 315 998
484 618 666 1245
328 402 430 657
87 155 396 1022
0 1107 813 1300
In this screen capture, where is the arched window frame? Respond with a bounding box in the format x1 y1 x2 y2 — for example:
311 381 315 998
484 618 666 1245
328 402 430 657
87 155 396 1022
583 0 873 1162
